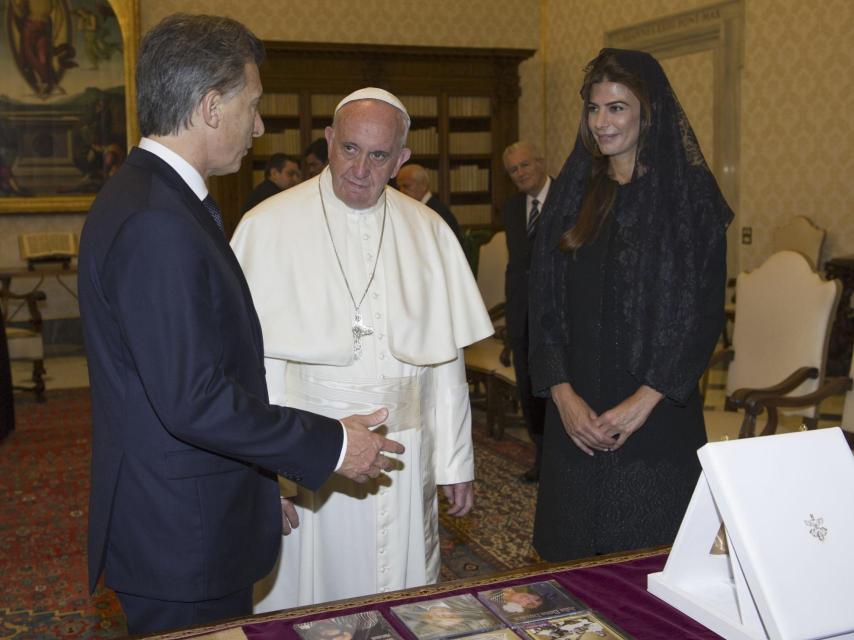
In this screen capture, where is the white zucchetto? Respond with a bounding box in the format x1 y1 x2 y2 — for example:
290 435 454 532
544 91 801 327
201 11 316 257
334 87 410 126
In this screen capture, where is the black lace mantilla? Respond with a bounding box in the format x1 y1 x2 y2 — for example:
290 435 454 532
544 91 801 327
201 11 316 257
529 48 733 404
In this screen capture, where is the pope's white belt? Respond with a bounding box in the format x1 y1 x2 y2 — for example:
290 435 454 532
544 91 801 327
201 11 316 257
285 366 421 434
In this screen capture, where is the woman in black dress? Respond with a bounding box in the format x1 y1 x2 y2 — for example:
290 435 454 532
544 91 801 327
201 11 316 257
528 48 732 561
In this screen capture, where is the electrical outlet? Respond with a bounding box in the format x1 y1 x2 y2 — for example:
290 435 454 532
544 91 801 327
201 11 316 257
741 227 752 245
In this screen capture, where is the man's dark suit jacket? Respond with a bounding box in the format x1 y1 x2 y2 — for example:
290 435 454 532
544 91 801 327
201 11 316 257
78 148 343 602
502 187 550 445
502 191 537 344
242 178 282 213
425 194 462 242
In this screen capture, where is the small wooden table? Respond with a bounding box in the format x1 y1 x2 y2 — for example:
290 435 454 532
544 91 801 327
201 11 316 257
0 265 78 307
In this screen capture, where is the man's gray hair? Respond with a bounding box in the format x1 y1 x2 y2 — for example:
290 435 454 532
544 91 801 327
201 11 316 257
502 141 543 162
399 163 429 184
137 14 265 137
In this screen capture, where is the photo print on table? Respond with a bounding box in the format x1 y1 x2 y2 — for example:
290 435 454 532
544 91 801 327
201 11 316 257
520 612 632 640
390 594 503 640
294 610 404 640
456 629 522 640
477 580 586 625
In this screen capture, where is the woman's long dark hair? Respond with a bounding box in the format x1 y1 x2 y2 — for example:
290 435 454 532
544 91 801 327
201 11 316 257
558 51 652 252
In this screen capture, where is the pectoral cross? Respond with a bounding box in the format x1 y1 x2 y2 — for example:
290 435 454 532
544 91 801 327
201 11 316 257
352 310 374 360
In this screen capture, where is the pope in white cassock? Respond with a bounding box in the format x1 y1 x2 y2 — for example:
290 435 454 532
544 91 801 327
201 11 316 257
231 87 493 610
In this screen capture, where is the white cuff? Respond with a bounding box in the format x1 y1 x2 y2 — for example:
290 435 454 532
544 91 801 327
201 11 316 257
334 421 348 471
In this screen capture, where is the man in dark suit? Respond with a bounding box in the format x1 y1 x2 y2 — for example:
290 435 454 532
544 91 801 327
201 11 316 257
242 153 302 212
501 141 551 483
397 163 462 243
77 14 403 635
303 137 328 179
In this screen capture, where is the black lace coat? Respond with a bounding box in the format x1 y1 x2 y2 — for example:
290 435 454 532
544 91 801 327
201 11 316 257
528 49 732 560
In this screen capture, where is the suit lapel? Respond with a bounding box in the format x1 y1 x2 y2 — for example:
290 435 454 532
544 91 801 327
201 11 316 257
127 148 266 359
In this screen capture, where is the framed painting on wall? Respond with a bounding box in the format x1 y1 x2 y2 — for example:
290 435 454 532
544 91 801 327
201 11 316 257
0 0 139 214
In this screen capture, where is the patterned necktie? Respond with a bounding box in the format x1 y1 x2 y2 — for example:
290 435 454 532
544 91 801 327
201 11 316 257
526 198 541 238
202 194 225 235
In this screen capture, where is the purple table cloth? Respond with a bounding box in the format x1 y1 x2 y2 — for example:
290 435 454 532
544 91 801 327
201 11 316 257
241 552 721 640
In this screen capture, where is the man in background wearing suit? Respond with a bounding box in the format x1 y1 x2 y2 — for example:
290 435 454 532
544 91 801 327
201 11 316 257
397 163 462 243
303 137 328 179
242 152 302 212
77 14 403 635
501 141 550 483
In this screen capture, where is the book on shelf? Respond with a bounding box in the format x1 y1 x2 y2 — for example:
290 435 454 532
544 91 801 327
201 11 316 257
259 93 299 116
294 611 402 640
449 96 491 117
477 580 587 626
449 132 492 155
400 95 438 117
253 129 302 155
311 94 346 116
453 204 492 226
450 165 489 193
390 594 502 640
408 127 439 155
425 168 439 193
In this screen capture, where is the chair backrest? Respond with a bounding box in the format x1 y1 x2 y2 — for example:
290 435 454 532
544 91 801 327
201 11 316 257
728 250 841 417
842 353 854 433
475 231 507 313
771 215 825 269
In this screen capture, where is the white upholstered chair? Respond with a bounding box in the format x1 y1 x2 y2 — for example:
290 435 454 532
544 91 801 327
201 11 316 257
704 250 841 441
772 215 826 270
474 230 507 318
722 216 826 347
465 231 512 436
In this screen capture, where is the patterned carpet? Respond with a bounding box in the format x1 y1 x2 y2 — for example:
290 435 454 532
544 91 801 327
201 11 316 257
0 389 538 638
0 390 127 638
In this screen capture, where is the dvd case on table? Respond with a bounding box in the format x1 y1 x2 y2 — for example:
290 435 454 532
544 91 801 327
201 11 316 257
294 610 403 640
455 629 521 640
390 594 503 640
519 612 632 640
477 580 586 626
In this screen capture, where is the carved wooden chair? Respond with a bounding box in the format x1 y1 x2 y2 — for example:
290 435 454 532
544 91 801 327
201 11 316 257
740 350 854 446
1 288 47 402
704 251 841 442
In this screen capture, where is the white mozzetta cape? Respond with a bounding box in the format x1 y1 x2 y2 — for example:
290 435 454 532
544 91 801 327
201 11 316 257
231 169 493 365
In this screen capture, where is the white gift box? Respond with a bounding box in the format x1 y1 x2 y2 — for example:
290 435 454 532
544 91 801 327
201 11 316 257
648 428 854 640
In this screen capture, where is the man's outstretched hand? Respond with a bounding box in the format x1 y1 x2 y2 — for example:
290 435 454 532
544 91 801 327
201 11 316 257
337 408 405 483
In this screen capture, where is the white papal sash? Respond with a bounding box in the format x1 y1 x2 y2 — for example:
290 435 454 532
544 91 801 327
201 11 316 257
284 366 421 434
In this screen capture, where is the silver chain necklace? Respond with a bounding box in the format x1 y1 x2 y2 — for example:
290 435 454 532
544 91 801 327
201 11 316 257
318 181 387 360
